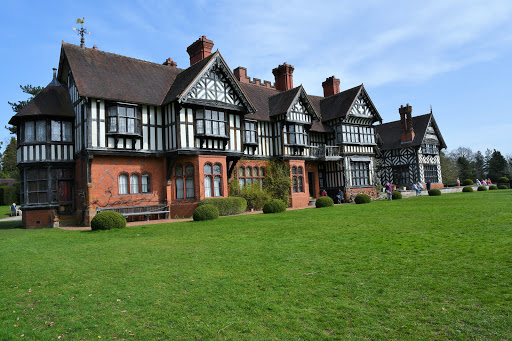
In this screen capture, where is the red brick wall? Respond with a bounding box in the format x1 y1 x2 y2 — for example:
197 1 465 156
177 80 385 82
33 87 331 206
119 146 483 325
22 209 55 229
431 183 444 189
288 160 310 208
346 187 378 202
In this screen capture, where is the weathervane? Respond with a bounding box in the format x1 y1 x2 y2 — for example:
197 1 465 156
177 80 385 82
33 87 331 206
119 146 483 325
73 17 90 49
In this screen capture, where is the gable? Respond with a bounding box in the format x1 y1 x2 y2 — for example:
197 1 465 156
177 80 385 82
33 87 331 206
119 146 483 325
287 95 314 124
345 91 380 124
180 53 255 113
421 115 447 149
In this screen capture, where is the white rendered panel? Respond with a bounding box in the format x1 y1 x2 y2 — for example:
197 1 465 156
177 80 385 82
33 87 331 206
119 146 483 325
108 137 115 148
99 101 106 147
91 101 97 147
157 107 162 125
180 108 187 148
143 126 149 150
142 106 148 124
157 128 163 150
187 109 194 148
150 107 156 149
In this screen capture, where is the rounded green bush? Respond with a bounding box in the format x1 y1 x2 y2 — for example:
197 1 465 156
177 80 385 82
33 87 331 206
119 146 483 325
497 177 510 183
354 193 371 204
489 185 498 190
315 196 334 208
193 204 219 221
392 191 402 200
91 211 126 231
462 179 474 186
498 185 508 190
462 186 473 192
428 189 442 196
477 185 487 191
198 197 247 216
263 199 287 214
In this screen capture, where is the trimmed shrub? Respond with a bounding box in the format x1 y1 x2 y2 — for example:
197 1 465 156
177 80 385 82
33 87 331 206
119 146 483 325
462 179 474 186
263 199 286 214
0 185 17 206
315 196 334 208
238 183 270 211
462 186 473 192
198 197 247 216
193 204 219 221
477 185 487 191
392 191 402 200
91 211 126 231
428 189 442 196
498 185 508 190
354 194 371 204
489 185 498 190
497 177 510 184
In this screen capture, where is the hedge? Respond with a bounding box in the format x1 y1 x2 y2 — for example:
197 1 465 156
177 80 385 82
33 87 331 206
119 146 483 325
197 197 247 216
315 196 334 208
0 185 17 206
497 177 510 184
462 186 473 192
263 199 286 214
354 194 371 204
91 211 126 231
489 185 498 190
193 204 219 221
463 179 474 186
392 191 402 200
428 189 442 196
498 185 508 190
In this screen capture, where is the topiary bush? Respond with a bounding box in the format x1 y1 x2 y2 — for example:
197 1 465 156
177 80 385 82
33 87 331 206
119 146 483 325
462 179 474 186
197 197 247 216
193 204 219 221
497 177 510 184
315 196 334 208
354 194 371 204
477 185 487 191
462 186 473 192
498 185 508 189
263 199 287 214
91 211 126 231
428 189 442 196
238 183 270 211
489 185 498 190
392 191 402 200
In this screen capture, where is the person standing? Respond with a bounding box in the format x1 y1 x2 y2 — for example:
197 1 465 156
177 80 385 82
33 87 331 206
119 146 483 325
426 180 431 191
385 182 393 201
456 177 460 187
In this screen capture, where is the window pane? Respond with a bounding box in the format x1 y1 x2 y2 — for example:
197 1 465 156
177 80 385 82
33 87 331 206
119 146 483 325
119 175 128 194
218 111 224 120
298 176 303 192
126 107 135 117
212 111 218 120
214 176 221 197
298 166 303 175
127 118 135 133
292 166 297 175
219 122 225 136
51 121 61 141
260 168 265 177
186 178 194 198
185 165 194 176
196 109 204 119
205 110 212 119
293 177 298 193
142 174 150 193
175 165 183 177
245 167 251 177
25 121 35 143
204 164 212 175
204 176 212 198
239 167 244 177
212 121 219 135
119 117 126 133
118 106 126 116
109 117 117 133
197 119 204 134
130 174 139 194
253 167 259 177
176 178 184 199
213 164 221 174
205 120 212 134
36 121 46 142
63 122 72 142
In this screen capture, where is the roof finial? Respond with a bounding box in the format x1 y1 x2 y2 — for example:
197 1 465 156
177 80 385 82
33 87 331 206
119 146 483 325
430 105 432 114
73 17 90 49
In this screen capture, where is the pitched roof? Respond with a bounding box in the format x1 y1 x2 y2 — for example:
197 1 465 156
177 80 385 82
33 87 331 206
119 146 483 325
268 86 302 116
238 82 280 121
375 113 446 151
319 84 363 122
9 81 74 125
61 42 182 106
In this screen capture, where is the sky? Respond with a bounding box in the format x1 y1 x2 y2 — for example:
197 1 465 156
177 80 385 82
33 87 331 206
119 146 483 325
1 0 512 155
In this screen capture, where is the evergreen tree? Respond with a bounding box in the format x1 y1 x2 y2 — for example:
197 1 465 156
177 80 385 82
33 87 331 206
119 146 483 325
457 156 474 180
440 151 459 185
484 148 493 175
1 137 19 179
6 84 43 134
487 150 508 182
473 151 485 179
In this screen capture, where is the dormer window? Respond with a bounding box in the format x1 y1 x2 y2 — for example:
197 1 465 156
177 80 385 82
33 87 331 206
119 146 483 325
196 109 227 138
108 104 141 135
286 124 307 146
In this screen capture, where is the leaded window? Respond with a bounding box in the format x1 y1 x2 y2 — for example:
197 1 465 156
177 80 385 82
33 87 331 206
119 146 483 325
175 164 194 199
291 166 304 193
204 162 222 197
244 121 257 144
108 104 141 135
341 125 375 144
24 120 49 143
196 109 227 137
130 174 139 194
26 168 48 204
350 162 370 186
141 174 150 193
51 121 72 142
286 124 307 146
424 165 439 183
422 144 438 155
118 174 128 195
392 165 409 185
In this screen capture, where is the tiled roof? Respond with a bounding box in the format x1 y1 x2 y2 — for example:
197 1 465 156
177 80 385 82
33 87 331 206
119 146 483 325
9 82 74 125
61 42 182 106
375 113 446 151
319 84 362 122
238 82 280 121
268 86 301 116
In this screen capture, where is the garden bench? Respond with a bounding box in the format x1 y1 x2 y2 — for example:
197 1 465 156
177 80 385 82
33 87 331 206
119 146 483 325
96 204 170 220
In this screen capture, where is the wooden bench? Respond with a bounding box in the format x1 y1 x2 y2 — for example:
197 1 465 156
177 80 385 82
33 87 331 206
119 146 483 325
96 204 170 221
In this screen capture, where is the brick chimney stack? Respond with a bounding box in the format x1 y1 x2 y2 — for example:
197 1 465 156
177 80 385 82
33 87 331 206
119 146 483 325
186 36 214 66
322 76 340 97
233 67 250 83
163 58 178 68
399 104 415 143
272 63 294 91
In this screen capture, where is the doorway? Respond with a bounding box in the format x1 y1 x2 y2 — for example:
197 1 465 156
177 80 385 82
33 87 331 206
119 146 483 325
308 172 315 197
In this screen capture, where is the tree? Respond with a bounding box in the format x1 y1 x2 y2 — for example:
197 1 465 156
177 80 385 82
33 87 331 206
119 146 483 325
6 84 44 134
457 156 474 180
263 160 292 205
473 151 485 179
487 150 508 182
440 151 458 185
1 137 19 179
450 147 474 162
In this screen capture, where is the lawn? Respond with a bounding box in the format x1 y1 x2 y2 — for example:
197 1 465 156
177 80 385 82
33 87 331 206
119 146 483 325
0 205 13 218
0 191 511 340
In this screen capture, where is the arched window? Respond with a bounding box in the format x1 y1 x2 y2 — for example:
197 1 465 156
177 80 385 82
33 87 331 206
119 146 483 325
141 174 150 193
119 174 128 195
130 174 139 194
175 164 195 199
238 164 265 189
204 162 222 197
291 165 304 193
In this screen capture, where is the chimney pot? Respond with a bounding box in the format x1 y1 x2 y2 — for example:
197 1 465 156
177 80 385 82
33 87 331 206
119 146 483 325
93 45 98 50
322 76 340 97
272 63 295 91
399 104 415 143
163 57 178 67
233 67 249 83
186 36 214 66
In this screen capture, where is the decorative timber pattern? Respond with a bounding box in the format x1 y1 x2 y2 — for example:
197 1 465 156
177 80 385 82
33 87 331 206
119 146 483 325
287 100 311 124
380 147 418 185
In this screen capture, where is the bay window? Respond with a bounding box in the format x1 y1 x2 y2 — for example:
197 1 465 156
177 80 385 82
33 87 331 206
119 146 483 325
108 104 141 135
196 109 227 137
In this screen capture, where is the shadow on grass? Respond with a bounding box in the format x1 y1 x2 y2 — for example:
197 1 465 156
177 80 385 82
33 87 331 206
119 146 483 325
0 220 23 230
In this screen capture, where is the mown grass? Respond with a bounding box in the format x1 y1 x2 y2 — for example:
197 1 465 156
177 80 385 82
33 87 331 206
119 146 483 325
0 205 13 218
0 191 511 340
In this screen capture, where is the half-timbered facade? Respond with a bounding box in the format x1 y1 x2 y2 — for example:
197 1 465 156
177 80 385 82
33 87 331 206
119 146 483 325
11 36 445 228
376 105 447 188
